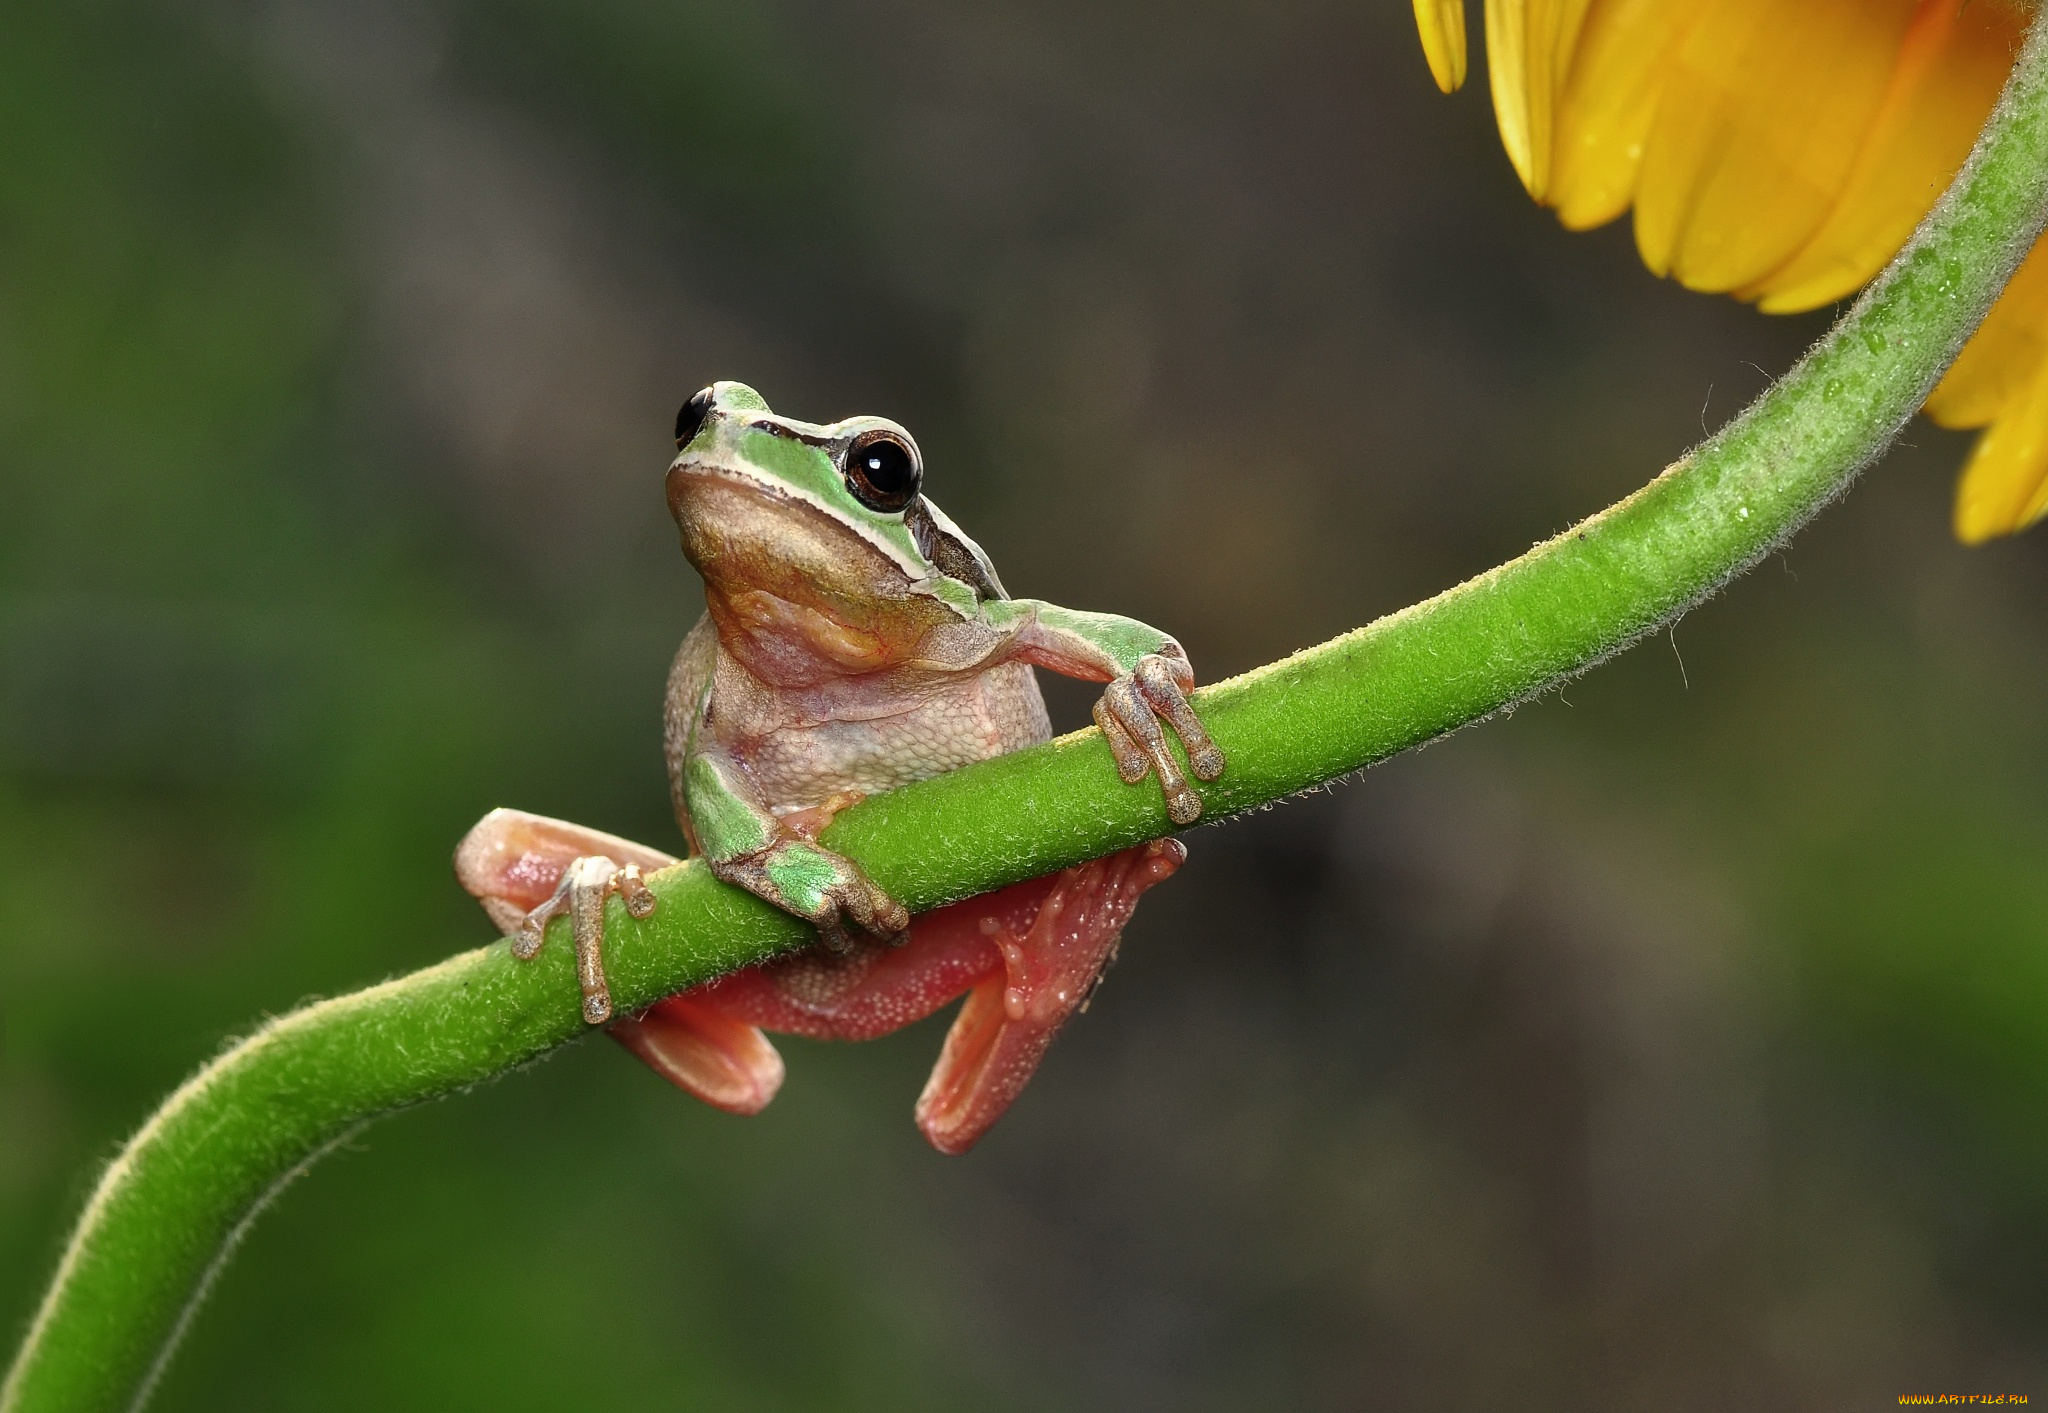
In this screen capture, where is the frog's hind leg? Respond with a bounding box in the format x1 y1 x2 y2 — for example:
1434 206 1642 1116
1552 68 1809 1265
914 838 1184 1154
610 997 786 1116
454 807 675 1024
455 807 786 1106
609 897 1003 1118
691 838 1186 1154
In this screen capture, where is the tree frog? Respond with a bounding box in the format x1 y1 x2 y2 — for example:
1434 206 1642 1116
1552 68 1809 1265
454 382 1224 1153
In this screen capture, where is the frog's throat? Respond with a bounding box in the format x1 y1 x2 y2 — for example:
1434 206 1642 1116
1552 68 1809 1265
710 587 896 674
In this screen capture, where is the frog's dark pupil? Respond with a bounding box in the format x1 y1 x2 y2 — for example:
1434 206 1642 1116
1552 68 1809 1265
674 387 714 448
860 444 912 494
845 434 920 511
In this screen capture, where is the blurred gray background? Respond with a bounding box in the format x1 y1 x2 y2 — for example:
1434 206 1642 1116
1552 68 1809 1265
5 0 2048 1407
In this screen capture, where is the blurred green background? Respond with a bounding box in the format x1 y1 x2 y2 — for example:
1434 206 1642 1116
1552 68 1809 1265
6 0 2048 1407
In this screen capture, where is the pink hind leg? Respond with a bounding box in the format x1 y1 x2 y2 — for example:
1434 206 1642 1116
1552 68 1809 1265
688 838 1185 1154
914 839 1183 1153
609 994 786 1116
454 807 785 1109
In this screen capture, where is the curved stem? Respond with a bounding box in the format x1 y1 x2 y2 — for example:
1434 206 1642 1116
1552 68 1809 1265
15 14 2048 1411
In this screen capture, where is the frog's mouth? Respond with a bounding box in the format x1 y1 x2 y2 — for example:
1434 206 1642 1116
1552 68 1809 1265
666 456 929 585
665 455 803 511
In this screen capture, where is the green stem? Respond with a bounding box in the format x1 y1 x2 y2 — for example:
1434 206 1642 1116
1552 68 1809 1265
15 14 2048 1410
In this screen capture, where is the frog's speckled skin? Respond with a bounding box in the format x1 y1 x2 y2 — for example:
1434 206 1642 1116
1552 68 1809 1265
455 383 1222 1152
665 615 1052 822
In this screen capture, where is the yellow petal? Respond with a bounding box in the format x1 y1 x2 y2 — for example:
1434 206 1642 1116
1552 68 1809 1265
1952 354 2048 543
1926 239 2048 429
1548 0 1708 231
1634 0 1922 292
1414 0 1470 93
1451 0 2048 543
1486 0 1597 200
1744 0 2019 313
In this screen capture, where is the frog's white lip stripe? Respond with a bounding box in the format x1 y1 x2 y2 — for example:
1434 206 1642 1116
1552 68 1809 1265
669 456 929 582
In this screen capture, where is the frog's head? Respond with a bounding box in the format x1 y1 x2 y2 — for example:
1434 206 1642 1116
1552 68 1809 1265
666 382 1006 677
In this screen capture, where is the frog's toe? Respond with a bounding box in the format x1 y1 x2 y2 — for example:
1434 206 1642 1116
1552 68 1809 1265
713 841 909 953
1093 691 1154 786
814 877 910 954
838 876 911 943
619 865 658 918
1134 654 1225 783
1094 674 1202 824
506 854 655 1024
565 856 624 1024
814 913 861 956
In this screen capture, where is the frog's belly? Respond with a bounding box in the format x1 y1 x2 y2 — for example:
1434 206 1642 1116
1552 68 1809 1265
746 661 1052 811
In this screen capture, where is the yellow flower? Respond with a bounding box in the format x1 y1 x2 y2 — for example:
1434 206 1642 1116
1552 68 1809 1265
1413 0 2048 542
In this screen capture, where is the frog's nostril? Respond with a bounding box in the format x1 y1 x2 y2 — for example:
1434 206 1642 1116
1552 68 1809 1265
674 386 715 449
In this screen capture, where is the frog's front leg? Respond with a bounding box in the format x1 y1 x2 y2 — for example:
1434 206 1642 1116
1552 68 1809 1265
682 746 910 952
1003 603 1227 824
454 808 668 1024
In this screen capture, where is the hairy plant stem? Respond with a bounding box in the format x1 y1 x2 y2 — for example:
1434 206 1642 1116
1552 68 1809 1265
14 13 2048 1411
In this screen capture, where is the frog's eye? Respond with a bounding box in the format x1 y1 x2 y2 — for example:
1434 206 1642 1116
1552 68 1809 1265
843 430 922 514
674 387 715 448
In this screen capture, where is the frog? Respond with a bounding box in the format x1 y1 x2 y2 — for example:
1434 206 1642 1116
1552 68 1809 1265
454 381 1224 1153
